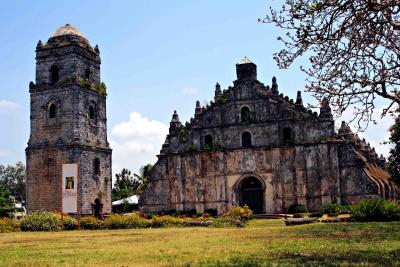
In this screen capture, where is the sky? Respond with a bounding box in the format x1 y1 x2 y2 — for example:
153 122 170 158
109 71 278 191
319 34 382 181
0 1 394 177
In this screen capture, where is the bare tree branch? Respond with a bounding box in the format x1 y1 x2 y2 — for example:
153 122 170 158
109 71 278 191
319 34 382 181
261 0 400 130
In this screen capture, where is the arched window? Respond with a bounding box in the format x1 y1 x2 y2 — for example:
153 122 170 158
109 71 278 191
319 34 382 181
49 104 57 118
205 135 213 147
85 68 90 79
93 158 100 175
242 131 252 147
241 106 251 123
50 66 59 84
283 127 292 142
89 105 95 120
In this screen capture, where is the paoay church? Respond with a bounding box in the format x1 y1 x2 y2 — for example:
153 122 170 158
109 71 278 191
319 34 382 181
26 24 398 216
141 58 399 214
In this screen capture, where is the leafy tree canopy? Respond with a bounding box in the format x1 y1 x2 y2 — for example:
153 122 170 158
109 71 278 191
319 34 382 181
261 0 399 130
387 118 400 186
112 164 153 201
0 161 26 203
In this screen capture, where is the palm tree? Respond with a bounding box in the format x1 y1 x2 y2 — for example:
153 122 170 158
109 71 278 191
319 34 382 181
133 164 153 197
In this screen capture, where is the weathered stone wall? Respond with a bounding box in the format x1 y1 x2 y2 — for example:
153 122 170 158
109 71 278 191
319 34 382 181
142 143 340 213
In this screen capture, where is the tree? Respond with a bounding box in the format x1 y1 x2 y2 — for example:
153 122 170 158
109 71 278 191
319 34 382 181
0 185 15 217
112 168 135 201
386 117 400 186
112 164 153 201
0 161 26 203
133 164 153 197
261 0 399 130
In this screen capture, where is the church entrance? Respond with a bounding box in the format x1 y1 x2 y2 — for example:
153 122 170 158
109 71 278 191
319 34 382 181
93 198 103 218
239 177 264 214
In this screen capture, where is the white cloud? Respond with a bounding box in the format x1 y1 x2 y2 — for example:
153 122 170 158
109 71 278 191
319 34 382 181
181 87 198 95
0 100 19 109
0 149 9 157
338 106 395 157
110 112 168 176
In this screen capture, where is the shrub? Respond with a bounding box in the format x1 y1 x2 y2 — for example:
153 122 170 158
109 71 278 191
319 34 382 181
102 213 151 229
204 208 218 217
223 205 253 222
288 204 308 214
62 216 77 230
320 203 343 216
80 216 103 230
20 211 61 231
150 215 184 228
125 213 151 228
351 198 400 221
103 214 128 229
340 204 352 214
0 218 20 233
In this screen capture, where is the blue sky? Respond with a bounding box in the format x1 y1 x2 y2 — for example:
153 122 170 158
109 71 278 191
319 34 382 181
0 1 393 174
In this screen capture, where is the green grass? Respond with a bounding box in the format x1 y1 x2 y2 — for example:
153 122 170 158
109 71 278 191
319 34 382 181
0 220 399 266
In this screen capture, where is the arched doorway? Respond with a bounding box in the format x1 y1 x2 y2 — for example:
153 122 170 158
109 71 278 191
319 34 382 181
93 198 103 218
239 177 264 214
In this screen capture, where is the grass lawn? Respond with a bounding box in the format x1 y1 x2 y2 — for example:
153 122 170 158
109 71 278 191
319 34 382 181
0 220 399 266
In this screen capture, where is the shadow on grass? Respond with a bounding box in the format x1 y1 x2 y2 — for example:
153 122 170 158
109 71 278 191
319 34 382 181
194 249 400 267
277 249 400 267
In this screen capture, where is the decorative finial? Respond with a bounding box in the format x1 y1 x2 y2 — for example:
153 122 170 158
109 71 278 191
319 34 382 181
271 76 279 94
295 91 303 106
94 45 100 53
36 40 43 48
195 100 202 114
215 82 221 97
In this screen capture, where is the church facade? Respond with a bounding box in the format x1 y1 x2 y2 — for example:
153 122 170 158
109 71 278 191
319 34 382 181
26 25 112 215
141 58 399 214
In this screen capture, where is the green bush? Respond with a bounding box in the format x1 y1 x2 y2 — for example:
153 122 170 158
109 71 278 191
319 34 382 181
80 216 103 230
352 198 400 221
320 203 343 216
0 218 21 233
125 213 151 228
62 216 77 230
20 211 61 231
103 214 128 229
150 215 184 228
287 204 308 214
223 205 253 222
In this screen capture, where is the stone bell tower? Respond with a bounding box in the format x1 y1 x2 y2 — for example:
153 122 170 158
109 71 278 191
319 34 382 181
26 24 112 215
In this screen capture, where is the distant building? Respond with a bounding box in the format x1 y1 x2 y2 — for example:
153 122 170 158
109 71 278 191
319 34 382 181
141 58 398 214
26 24 112 216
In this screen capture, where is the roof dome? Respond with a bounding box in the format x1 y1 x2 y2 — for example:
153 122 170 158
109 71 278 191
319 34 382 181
52 24 86 39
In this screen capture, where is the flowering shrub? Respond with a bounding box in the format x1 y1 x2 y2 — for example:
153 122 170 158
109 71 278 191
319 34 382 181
62 216 77 230
150 215 184 228
102 213 151 229
0 218 21 233
125 213 151 228
223 205 253 222
79 216 103 230
20 211 61 231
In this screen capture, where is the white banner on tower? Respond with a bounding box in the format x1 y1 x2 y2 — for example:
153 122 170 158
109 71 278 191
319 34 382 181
62 164 78 213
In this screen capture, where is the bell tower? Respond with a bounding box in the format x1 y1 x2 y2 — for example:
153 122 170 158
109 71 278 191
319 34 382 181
26 24 112 215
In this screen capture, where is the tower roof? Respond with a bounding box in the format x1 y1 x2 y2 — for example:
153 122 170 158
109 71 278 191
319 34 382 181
52 24 86 39
239 57 253 64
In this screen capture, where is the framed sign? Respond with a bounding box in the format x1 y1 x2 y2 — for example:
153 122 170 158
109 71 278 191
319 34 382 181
62 164 78 213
